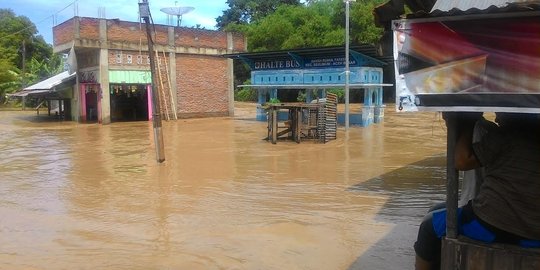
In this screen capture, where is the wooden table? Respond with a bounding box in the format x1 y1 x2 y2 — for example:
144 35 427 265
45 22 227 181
265 102 322 144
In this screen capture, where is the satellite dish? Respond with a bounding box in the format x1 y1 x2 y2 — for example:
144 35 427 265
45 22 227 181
160 4 195 27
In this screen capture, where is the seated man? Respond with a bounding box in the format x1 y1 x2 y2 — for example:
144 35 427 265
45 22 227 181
414 112 540 270
427 116 497 213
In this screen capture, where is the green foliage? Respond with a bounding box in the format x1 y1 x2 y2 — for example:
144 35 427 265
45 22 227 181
0 9 61 103
0 60 19 99
217 0 302 29
327 88 345 103
233 0 386 52
269 97 281 104
297 90 306 102
27 54 63 81
247 3 343 51
235 79 258 101
349 0 386 44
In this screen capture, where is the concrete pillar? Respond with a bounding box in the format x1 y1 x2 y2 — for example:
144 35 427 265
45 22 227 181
227 32 235 117
362 88 374 126
99 49 110 124
74 17 80 39
362 105 375 126
374 87 385 124
364 88 374 106
270 88 278 100
99 19 110 124
256 89 267 121
318 89 326 98
168 27 178 117
305 89 313 103
72 73 80 122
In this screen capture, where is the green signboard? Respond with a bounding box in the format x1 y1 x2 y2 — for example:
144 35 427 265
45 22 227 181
109 70 152 84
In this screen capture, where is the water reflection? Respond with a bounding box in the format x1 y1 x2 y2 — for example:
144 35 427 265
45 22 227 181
0 105 447 269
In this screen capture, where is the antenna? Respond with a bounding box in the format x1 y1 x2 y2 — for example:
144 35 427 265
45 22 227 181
98 7 106 19
160 2 194 27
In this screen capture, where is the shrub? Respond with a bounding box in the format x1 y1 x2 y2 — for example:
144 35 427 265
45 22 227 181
235 80 257 102
327 88 345 103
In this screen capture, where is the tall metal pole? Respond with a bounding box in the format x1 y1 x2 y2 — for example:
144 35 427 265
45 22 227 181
446 114 459 239
22 39 26 111
139 0 166 163
344 0 355 130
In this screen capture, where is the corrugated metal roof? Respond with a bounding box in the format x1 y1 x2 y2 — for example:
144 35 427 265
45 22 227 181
9 71 76 99
24 71 76 91
428 0 540 16
431 0 528 12
224 45 393 64
8 89 51 97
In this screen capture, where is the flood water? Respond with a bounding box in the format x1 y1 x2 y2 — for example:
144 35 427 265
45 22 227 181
0 103 448 270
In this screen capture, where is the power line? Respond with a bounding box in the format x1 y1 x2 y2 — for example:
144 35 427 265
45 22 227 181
0 0 79 40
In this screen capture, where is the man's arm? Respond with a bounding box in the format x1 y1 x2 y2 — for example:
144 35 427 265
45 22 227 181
444 112 482 171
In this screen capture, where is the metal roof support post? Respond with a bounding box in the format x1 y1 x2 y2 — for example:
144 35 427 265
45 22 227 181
446 113 459 238
344 0 355 130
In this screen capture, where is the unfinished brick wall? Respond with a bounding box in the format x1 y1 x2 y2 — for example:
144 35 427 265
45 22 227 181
79 18 100 40
175 28 228 49
107 20 146 44
53 18 75 46
55 17 246 51
231 32 246 51
176 55 229 117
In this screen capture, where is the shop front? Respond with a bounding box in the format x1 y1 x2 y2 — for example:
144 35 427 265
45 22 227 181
108 70 153 122
110 84 151 122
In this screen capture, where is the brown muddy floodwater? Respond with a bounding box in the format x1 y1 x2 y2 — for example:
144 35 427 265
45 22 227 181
0 103 448 270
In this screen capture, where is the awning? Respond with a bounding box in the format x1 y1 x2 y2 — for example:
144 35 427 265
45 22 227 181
9 71 76 98
24 71 76 91
9 89 52 97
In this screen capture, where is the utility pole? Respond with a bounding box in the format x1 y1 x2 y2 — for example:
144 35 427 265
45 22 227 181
139 0 166 163
22 39 26 111
344 0 356 130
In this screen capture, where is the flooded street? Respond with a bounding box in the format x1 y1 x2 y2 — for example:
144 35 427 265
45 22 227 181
0 103 448 270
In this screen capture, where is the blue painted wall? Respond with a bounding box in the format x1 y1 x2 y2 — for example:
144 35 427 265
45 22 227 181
251 67 383 86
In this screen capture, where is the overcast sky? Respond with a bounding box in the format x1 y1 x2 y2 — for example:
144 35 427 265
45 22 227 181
1 0 229 44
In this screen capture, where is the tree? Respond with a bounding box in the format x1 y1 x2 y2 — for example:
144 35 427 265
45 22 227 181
240 0 386 51
349 0 386 44
0 9 60 103
216 0 302 29
246 3 343 51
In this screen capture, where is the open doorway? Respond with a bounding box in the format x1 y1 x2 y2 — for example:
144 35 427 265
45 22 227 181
80 83 100 123
86 88 98 122
110 84 149 122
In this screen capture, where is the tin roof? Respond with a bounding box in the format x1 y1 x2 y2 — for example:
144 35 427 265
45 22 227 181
9 71 76 98
24 71 76 91
224 45 392 65
428 0 540 16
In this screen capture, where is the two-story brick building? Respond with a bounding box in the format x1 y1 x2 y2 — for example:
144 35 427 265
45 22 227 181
53 17 246 124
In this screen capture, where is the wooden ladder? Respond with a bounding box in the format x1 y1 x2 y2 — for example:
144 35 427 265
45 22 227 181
154 50 178 120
